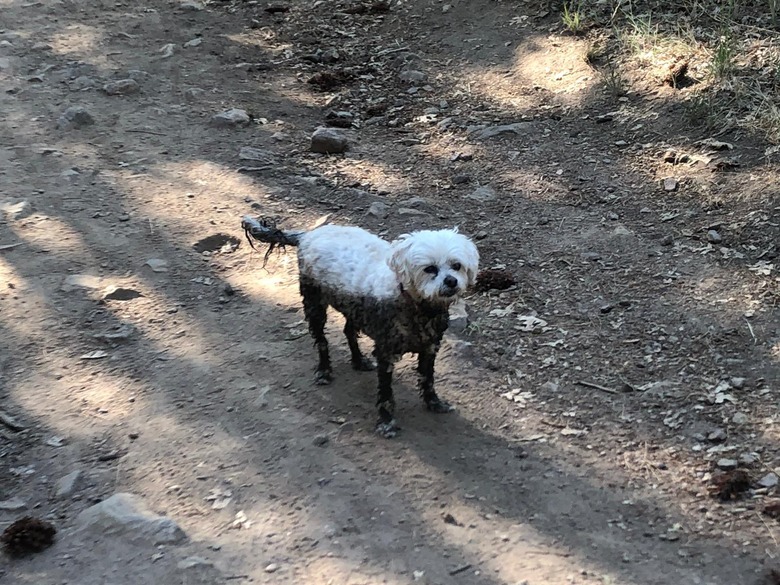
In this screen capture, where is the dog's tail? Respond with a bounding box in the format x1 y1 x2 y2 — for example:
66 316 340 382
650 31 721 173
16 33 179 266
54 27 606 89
241 215 305 265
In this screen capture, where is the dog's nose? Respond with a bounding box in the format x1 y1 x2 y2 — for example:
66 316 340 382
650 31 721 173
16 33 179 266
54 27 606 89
443 275 458 288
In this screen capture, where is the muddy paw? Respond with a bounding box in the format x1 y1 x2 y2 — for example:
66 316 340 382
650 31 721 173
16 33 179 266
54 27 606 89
426 398 455 413
375 419 400 438
351 356 376 372
314 369 333 385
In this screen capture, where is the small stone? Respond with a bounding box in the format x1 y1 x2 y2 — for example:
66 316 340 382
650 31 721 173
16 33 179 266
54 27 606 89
0 497 27 511
581 252 601 261
312 435 329 447
55 470 82 498
57 106 95 129
758 473 779 488
177 556 214 570
473 123 532 140
183 37 202 48
264 563 280 573
707 229 722 244
210 108 251 128
179 0 205 10
707 428 727 443
61 168 81 181
102 286 143 301
466 186 497 202
660 235 674 247
145 259 169 273
730 377 746 389
739 453 759 465
76 492 186 544
716 458 738 471
732 412 748 425
448 299 469 332
396 207 428 216
238 146 274 162
321 48 340 63
399 70 427 84
103 79 140 95
368 201 389 218
451 174 470 185
0 199 33 220
324 110 353 128
310 127 349 154
662 177 678 192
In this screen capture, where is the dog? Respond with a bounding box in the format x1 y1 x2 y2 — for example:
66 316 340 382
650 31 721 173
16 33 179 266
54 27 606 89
242 216 479 437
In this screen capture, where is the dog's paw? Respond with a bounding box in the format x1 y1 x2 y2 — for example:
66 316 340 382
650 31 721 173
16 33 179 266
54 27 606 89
375 419 400 438
351 356 376 372
314 369 333 385
426 398 455 414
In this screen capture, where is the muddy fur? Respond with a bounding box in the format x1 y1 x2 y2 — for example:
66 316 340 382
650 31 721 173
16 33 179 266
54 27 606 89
242 215 479 437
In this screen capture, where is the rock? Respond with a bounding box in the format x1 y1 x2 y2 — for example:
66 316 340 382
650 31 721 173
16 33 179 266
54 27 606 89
61 274 103 292
368 201 389 218
399 70 427 84
0 199 33 220
238 146 274 162
103 78 140 95
76 493 186 544
264 563 280 573
210 108 251 128
102 286 143 301
61 168 81 181
396 207 428 216
179 0 205 10
451 174 470 184
732 412 748 425
707 229 722 244
55 469 82 498
716 458 738 471
466 186 497 202
184 37 202 48
145 259 169 273
178 557 214 569
321 48 340 63
472 123 532 140
662 177 678 192
57 106 95 129
310 127 349 154
312 435 329 447
581 252 602 261
730 377 746 389
660 235 674 247
325 110 353 128
758 473 779 488
400 196 432 209
707 428 727 443
0 497 27 511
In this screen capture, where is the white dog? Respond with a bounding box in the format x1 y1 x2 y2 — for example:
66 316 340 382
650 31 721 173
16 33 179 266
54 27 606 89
242 217 479 437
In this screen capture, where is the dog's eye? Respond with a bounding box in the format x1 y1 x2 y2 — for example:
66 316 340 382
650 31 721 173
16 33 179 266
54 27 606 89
423 265 439 275
451 262 462 271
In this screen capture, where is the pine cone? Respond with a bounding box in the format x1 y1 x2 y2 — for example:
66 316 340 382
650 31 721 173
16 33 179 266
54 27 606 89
1 516 56 556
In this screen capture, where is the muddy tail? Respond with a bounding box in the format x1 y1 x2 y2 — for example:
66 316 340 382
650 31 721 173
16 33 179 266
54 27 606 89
241 215 305 265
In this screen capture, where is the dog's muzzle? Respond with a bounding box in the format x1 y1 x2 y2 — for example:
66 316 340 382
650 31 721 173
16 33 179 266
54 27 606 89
440 275 459 298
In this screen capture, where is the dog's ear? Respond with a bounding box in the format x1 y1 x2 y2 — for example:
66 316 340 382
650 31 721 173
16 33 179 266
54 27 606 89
461 237 480 287
389 234 414 283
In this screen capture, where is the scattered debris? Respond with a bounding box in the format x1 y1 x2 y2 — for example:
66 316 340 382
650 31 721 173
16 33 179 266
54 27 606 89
192 234 241 254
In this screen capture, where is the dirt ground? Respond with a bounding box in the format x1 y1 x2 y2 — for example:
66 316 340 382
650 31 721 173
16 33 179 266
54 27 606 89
2 0 780 583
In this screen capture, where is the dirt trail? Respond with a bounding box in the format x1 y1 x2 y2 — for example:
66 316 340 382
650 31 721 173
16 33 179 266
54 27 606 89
1 0 779 584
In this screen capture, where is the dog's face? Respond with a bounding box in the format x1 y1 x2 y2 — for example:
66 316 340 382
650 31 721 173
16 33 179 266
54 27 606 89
389 229 479 304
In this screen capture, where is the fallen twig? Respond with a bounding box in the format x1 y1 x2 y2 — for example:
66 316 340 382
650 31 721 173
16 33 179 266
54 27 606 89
0 243 22 251
0 411 26 432
448 564 472 576
576 380 618 394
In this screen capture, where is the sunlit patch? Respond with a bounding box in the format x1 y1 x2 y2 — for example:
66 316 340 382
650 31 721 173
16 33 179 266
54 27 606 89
10 215 92 259
323 158 409 196
48 24 105 60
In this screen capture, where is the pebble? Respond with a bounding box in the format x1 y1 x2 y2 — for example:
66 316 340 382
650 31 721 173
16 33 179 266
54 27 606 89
707 428 727 443
451 174 470 184
57 105 95 129
716 458 738 471
183 37 202 48
758 473 779 488
396 207 428 216
145 259 169 273
210 108 251 128
55 469 82 498
368 201 389 218
179 0 205 10
0 497 27 511
660 235 674 247
466 185 497 202
730 376 746 389
312 435 329 447
238 146 274 163
76 492 186 544
399 69 427 84
707 229 722 244
324 110 353 128
448 299 469 332
103 78 140 95
310 127 349 154
264 563 280 573
662 177 678 192
732 412 748 425
102 286 143 301
472 123 532 140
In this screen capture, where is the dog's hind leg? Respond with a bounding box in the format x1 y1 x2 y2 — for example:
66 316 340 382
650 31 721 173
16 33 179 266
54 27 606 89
301 280 332 385
418 347 454 413
344 319 375 372
374 354 399 438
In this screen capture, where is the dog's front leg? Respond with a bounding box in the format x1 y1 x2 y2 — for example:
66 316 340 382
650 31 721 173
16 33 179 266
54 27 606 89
375 355 399 438
418 347 454 413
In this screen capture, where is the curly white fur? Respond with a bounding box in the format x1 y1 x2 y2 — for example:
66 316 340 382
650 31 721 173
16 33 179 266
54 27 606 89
297 225 479 303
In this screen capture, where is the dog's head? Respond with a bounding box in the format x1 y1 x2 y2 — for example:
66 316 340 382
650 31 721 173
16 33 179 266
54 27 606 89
388 229 479 304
